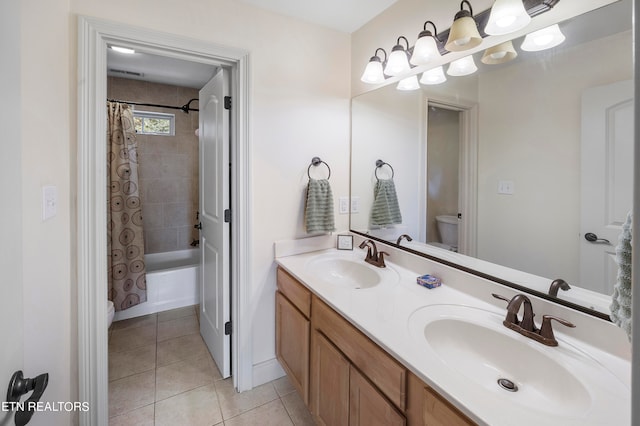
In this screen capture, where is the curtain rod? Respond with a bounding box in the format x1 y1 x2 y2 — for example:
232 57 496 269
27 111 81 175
107 98 199 113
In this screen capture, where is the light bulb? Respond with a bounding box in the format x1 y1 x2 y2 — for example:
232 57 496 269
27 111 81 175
521 24 565 51
420 67 447 85
397 75 420 91
447 56 477 76
485 0 531 36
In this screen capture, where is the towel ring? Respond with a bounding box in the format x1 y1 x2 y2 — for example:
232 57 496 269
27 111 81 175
375 159 394 180
308 156 331 180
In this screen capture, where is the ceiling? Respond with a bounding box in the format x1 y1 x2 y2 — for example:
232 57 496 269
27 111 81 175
236 0 398 33
107 49 218 89
107 0 630 90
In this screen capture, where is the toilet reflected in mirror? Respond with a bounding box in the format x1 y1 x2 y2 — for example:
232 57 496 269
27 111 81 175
432 215 459 252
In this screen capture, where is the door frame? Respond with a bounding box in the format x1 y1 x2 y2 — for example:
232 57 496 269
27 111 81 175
422 96 478 256
77 16 252 425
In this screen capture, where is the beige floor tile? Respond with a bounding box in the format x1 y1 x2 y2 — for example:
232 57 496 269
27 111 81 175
108 344 157 382
109 324 157 354
224 399 294 426
108 370 156 417
158 306 196 323
111 313 157 331
154 384 222 426
108 403 154 426
156 333 209 367
215 378 279 420
273 376 296 397
155 354 218 401
282 391 315 426
157 315 199 342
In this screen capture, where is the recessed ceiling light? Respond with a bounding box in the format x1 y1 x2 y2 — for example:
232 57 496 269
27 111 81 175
111 46 135 54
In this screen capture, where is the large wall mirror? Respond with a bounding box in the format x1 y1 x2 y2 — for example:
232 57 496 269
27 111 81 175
350 0 632 318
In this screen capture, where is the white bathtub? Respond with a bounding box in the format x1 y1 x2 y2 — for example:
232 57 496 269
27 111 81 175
114 249 200 321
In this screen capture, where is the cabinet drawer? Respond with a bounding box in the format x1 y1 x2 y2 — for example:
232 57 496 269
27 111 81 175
312 296 406 411
277 268 311 318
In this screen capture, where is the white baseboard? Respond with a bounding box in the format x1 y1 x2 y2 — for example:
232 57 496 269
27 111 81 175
252 358 286 388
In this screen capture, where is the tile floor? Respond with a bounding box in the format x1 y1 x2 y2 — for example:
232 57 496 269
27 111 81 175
108 305 315 425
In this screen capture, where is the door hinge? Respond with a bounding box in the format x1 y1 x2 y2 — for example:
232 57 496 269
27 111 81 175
224 321 232 335
224 96 232 110
224 209 231 223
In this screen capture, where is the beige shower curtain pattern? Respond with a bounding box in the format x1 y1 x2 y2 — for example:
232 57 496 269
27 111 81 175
107 102 147 311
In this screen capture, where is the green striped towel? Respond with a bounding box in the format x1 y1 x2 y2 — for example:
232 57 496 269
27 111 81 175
370 179 402 226
305 179 336 233
610 211 632 340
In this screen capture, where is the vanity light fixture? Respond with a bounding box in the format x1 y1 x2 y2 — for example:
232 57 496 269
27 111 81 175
396 75 420 91
420 66 447 85
360 48 388 84
384 36 412 76
481 40 517 64
410 21 442 66
110 46 136 54
485 0 531 36
521 24 565 51
445 1 483 52
447 55 478 76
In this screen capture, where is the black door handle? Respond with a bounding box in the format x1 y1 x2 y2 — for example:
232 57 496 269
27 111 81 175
585 232 610 244
6 370 49 426
194 222 202 230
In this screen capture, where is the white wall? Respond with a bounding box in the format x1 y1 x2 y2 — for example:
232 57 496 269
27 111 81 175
476 30 632 284
0 1 24 425
36 0 349 401
17 0 76 425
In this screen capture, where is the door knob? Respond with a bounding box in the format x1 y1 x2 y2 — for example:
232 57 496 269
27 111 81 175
6 370 49 426
584 232 610 244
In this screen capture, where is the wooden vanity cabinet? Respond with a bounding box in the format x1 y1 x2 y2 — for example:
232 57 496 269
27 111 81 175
406 372 475 426
276 269 311 404
276 267 476 426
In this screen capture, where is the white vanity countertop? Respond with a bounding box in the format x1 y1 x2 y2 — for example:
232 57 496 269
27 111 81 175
275 247 631 426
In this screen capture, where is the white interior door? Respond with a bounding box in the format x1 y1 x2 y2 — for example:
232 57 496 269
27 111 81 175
580 79 633 294
199 68 231 378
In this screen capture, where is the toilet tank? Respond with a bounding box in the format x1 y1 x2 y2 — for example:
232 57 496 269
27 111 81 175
435 215 459 246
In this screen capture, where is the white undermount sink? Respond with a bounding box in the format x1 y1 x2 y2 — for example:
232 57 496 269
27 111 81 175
408 305 629 422
304 252 399 289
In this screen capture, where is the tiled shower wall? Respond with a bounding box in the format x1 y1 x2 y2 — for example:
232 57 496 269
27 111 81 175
107 77 200 254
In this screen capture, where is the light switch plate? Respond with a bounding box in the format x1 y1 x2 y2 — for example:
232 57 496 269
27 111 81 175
339 196 349 214
42 185 57 220
350 196 360 213
497 180 515 195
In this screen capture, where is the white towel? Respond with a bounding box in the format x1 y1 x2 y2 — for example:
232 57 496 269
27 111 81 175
610 211 632 340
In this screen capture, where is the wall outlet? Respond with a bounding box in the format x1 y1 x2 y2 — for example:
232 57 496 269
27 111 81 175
497 180 515 195
339 196 349 214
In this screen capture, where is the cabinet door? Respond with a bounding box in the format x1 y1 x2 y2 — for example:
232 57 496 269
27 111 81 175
350 366 406 426
310 330 350 426
276 291 310 404
407 372 475 426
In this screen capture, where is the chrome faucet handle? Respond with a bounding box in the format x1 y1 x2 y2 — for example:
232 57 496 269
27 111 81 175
538 315 575 346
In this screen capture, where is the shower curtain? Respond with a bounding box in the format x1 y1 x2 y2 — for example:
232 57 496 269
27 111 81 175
107 102 147 311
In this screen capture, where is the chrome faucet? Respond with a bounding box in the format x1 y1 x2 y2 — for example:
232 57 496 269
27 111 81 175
396 234 413 245
358 239 389 268
548 278 571 297
492 293 575 346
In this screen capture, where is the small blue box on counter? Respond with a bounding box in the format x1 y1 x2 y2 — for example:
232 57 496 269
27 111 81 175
417 274 442 289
